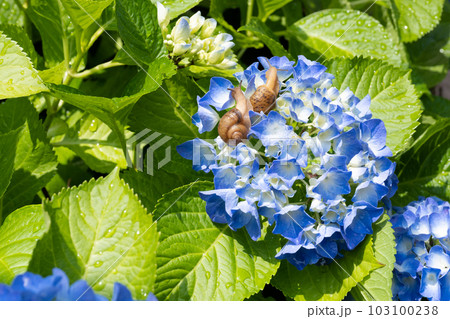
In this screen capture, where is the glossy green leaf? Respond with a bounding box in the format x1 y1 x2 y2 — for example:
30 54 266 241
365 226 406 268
61 0 113 29
0 0 25 27
0 98 57 217
392 0 445 43
394 96 450 205
351 214 396 301
0 32 47 99
116 0 166 66
239 18 293 59
271 236 382 301
26 0 76 65
52 111 131 173
0 130 20 200
406 1 450 87
152 0 202 20
325 57 422 155
0 205 50 284
0 24 39 66
289 9 402 66
154 182 281 300
256 0 293 22
29 168 159 300
180 65 243 79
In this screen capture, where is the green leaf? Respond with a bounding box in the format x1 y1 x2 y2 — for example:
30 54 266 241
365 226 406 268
0 24 39 66
29 168 159 300
256 0 292 22
38 62 66 84
52 111 131 173
0 32 47 99
394 96 450 205
61 0 113 29
0 130 20 200
392 0 445 43
0 98 57 217
0 205 50 284
116 0 166 66
151 0 202 20
271 236 382 301
325 57 422 155
239 18 293 59
180 64 243 79
26 0 76 65
289 9 402 67
406 2 450 88
351 214 396 301
129 73 200 138
46 57 176 154
0 0 25 27
153 182 281 300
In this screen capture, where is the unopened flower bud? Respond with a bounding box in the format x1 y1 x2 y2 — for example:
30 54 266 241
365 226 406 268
173 43 191 56
156 2 170 33
189 11 205 34
172 17 191 43
200 18 217 38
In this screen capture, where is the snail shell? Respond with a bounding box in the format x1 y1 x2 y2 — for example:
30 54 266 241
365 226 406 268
218 86 252 145
249 66 280 114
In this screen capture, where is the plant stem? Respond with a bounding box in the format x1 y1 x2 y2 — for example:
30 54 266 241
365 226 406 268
246 0 254 35
69 61 124 78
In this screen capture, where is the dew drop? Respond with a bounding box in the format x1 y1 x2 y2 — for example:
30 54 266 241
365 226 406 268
355 30 360 35
109 183 114 189
140 289 147 298
31 72 37 78
335 30 342 37
121 209 127 217
3 2 10 9
20 70 25 75
112 268 118 274
105 228 115 238
98 251 103 255
80 212 85 218
96 281 106 289
0 59 3 64
89 119 98 132
193 232 199 239
33 225 40 233
324 22 330 27
205 271 211 279
380 43 387 50
94 261 103 267
340 20 347 25
356 20 364 26
403 25 408 30
225 282 232 289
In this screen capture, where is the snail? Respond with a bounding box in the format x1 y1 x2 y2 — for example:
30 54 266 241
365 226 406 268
249 65 280 114
218 85 252 145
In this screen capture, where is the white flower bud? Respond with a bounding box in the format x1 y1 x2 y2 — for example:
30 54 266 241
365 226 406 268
217 59 237 69
173 43 191 56
189 11 205 34
213 33 233 46
200 18 217 38
171 17 191 43
156 2 170 33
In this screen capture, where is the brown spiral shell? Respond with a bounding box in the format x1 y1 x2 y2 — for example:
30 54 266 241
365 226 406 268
218 86 252 145
249 66 280 114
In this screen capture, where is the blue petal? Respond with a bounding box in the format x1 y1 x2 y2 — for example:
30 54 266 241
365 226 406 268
395 257 421 278
425 246 450 277
420 267 441 300
333 128 363 163
111 283 134 301
429 210 450 239
312 168 352 202
273 205 316 243
230 201 261 240
267 159 304 188
192 97 220 133
212 164 237 189
176 138 216 172
199 189 238 224
257 56 294 81
66 280 107 301
352 181 389 207
360 119 392 157
201 77 234 111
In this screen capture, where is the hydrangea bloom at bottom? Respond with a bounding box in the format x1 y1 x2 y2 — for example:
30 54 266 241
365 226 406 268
392 197 450 301
0 268 158 301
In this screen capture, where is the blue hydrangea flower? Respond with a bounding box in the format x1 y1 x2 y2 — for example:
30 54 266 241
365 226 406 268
178 55 397 270
0 268 157 301
392 197 450 301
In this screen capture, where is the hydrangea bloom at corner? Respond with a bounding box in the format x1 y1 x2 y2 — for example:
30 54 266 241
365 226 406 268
178 55 398 271
0 268 158 301
392 197 450 301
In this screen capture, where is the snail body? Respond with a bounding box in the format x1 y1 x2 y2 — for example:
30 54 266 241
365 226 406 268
249 66 279 114
218 86 252 145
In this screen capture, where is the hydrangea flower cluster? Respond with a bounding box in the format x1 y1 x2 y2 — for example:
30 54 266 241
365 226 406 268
392 197 450 301
177 55 398 270
0 268 157 301
157 3 237 69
